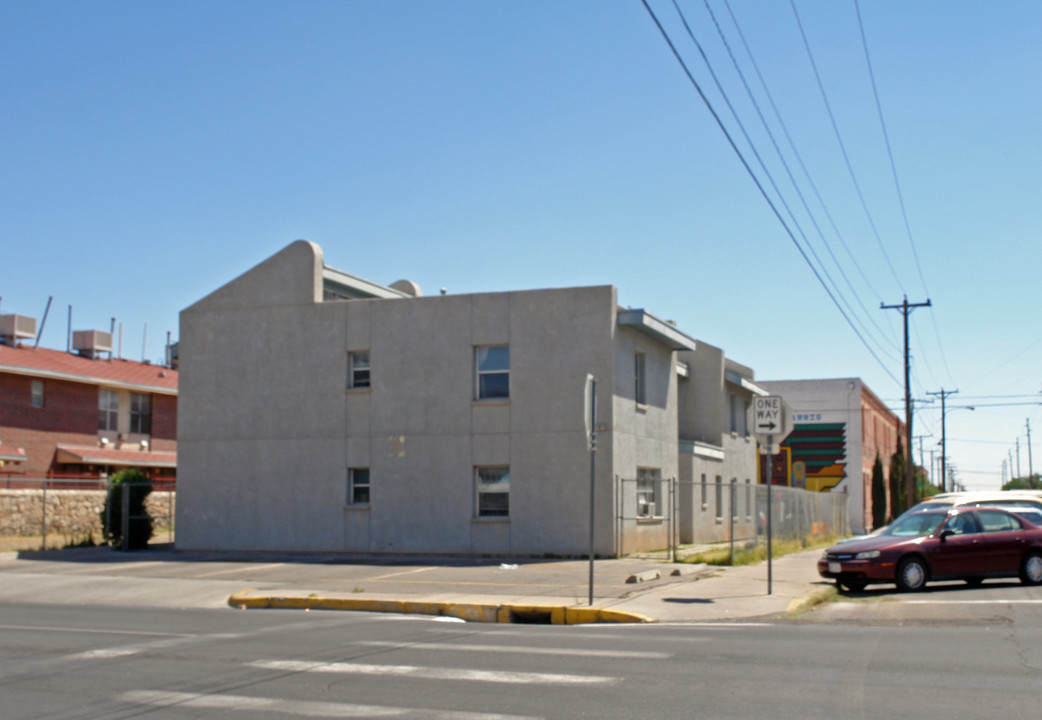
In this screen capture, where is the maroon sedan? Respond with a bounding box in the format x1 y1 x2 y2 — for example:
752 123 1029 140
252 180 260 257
819 506 1042 592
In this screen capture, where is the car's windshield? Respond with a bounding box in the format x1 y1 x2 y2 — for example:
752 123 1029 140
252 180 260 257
883 511 947 537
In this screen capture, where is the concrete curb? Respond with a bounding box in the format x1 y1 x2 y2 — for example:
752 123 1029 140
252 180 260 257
228 590 654 625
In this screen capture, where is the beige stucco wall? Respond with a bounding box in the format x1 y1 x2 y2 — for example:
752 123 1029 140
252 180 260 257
178 241 681 556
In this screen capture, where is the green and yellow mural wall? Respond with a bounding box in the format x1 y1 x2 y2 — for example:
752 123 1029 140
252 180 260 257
765 419 848 491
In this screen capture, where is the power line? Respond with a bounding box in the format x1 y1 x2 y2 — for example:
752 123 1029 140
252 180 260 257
789 0 903 291
639 0 901 387
702 0 899 358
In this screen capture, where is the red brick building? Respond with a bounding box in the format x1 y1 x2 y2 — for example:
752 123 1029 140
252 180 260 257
0 320 177 479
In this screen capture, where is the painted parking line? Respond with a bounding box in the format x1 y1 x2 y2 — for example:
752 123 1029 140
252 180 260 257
121 690 540 719
192 562 285 578
353 640 671 659
250 659 619 686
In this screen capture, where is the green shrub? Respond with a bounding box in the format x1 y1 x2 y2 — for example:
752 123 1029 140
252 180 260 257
101 468 154 550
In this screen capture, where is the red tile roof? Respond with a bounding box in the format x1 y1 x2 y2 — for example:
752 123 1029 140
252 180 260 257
0 344 177 394
56 444 177 468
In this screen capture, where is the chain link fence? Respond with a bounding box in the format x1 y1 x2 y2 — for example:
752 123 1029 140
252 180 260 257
618 475 849 560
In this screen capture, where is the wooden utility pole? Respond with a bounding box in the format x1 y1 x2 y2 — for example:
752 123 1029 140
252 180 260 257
926 389 958 492
882 296 931 508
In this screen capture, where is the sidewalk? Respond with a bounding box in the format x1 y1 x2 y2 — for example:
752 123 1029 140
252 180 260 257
0 544 832 624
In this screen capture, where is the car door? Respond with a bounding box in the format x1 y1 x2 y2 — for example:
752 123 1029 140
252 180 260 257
974 509 1026 575
929 512 984 578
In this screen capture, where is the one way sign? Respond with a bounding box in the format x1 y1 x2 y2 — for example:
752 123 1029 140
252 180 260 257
750 395 791 439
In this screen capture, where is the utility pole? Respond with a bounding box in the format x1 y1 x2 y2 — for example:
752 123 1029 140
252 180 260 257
926 389 958 493
883 296 931 507
1028 419 1035 488
1016 438 1022 480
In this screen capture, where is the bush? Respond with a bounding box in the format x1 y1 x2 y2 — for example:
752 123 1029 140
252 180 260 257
101 469 154 550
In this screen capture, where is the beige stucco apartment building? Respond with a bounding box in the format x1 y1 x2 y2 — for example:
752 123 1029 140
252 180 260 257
176 241 766 556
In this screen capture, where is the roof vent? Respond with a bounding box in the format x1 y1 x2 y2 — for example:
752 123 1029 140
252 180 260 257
73 330 114 359
0 314 37 346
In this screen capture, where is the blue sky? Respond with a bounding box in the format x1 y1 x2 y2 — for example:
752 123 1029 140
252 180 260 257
2 1 1040 490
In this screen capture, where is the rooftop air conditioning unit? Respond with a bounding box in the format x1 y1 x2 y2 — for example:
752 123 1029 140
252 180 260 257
0 314 37 346
73 330 114 359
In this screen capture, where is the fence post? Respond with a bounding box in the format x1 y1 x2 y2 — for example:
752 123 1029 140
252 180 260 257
120 483 130 552
41 480 48 550
167 484 174 544
728 479 735 565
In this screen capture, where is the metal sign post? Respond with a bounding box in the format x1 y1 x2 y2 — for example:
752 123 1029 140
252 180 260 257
748 396 792 597
585 374 597 606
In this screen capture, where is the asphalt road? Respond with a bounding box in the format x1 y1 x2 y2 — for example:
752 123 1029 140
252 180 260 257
2 596 1041 720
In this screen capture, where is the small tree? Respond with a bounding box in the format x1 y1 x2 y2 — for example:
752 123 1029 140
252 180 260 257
888 439 907 521
101 468 154 550
871 452 887 530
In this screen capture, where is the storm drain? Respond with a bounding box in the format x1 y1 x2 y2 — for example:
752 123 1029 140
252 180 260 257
507 609 554 624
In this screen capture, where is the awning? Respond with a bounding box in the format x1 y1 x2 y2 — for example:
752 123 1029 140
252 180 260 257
55 444 177 469
0 446 27 463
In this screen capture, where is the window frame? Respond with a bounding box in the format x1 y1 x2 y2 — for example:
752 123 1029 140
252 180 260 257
30 379 44 408
98 388 119 432
130 392 152 434
475 345 510 400
634 352 646 406
636 467 661 519
475 466 510 518
347 467 370 506
348 351 371 389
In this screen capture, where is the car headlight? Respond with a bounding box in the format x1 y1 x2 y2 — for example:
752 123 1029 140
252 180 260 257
855 550 881 560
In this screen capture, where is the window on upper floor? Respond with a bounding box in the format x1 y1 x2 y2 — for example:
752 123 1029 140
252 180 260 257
475 345 509 400
130 393 152 434
31 380 44 408
635 352 646 406
349 352 370 389
98 389 119 431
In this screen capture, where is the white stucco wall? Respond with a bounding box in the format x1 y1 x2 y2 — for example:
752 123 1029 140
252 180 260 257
178 241 681 556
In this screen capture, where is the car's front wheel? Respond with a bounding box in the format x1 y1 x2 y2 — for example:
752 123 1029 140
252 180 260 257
1020 552 1042 585
896 556 928 592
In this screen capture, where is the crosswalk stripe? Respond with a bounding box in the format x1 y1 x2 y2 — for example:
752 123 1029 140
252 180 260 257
121 690 541 719
353 640 671 659
249 659 619 686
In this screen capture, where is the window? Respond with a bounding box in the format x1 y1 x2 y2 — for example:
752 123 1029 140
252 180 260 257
130 393 152 434
977 509 1019 533
700 473 707 510
349 352 370 388
31 380 44 408
636 468 661 518
98 389 119 431
348 468 370 505
476 467 510 517
634 352 646 405
475 346 509 399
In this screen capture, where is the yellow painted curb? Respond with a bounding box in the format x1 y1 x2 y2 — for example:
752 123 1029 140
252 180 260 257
228 590 652 625
785 587 834 614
